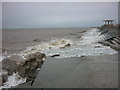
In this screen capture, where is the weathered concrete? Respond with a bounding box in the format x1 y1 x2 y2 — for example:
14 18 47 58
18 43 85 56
98 27 120 51
32 54 118 88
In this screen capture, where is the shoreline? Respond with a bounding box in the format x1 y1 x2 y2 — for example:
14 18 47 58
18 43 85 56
1 27 119 88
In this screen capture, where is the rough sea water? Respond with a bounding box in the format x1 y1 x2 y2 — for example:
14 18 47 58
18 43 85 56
0 28 118 89
20 28 117 58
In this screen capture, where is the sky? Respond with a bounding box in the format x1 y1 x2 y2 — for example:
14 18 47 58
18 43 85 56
2 2 118 29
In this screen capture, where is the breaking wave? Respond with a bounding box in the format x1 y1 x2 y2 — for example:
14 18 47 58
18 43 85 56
20 28 117 58
0 73 26 89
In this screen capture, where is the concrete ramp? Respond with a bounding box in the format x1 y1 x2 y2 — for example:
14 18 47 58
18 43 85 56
33 54 118 88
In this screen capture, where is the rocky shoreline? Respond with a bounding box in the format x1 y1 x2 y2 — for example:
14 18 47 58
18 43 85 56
0 52 46 87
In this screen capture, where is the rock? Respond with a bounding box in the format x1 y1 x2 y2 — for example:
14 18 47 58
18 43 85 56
17 52 46 77
94 46 101 48
81 55 86 57
2 71 8 83
2 49 6 53
51 54 60 57
60 43 71 48
2 56 18 75
33 39 41 42
65 43 71 47
2 52 46 80
0 71 8 85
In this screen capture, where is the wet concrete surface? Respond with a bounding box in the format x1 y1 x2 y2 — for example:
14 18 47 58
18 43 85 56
31 54 118 88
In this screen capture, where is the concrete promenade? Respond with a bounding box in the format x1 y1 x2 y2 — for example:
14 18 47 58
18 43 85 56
32 54 118 88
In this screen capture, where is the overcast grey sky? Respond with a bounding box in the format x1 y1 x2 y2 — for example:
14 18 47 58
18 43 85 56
2 2 118 29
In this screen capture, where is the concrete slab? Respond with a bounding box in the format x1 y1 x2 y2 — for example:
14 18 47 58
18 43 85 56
33 54 118 88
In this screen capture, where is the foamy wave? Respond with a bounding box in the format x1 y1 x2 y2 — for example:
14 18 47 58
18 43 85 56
77 28 101 45
0 73 26 89
20 38 73 57
19 28 118 58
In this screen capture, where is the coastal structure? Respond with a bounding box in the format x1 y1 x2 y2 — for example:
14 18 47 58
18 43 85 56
103 20 114 26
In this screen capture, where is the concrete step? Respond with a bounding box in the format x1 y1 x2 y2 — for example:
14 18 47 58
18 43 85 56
113 38 120 44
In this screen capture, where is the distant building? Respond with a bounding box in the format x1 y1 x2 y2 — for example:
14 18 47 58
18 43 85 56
103 20 114 27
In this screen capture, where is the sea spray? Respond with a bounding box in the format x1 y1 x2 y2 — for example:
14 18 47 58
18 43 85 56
4 73 26 87
79 28 101 45
20 39 73 57
20 28 118 58
0 73 26 89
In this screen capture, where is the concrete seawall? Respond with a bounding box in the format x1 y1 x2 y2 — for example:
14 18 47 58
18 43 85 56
98 27 120 51
32 54 118 88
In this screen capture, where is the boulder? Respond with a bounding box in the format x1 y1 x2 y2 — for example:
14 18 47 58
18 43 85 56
2 55 22 75
51 54 60 57
0 70 8 85
33 39 41 42
17 52 45 77
2 52 46 83
60 43 71 49
94 46 101 48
